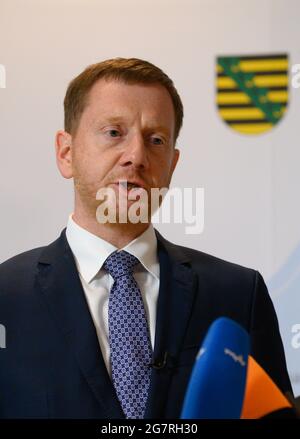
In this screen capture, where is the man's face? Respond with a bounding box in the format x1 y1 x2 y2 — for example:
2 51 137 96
69 78 179 221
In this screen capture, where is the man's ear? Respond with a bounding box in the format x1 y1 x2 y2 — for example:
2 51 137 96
171 147 180 175
55 130 73 179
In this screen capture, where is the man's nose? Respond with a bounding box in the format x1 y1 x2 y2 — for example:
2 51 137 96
120 133 150 170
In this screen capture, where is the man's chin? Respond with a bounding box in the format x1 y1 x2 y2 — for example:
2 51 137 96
95 186 151 225
95 207 151 225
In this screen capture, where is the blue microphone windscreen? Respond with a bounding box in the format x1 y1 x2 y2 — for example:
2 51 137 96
181 317 250 419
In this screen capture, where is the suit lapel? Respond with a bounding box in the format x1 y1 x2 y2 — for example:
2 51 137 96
145 231 198 418
35 229 124 418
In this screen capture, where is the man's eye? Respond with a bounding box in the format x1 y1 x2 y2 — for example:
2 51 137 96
151 137 164 145
107 129 121 137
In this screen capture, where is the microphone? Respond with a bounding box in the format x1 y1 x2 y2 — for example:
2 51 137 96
241 356 298 419
180 317 250 419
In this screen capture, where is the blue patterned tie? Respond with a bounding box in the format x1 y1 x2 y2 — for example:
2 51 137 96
103 250 153 419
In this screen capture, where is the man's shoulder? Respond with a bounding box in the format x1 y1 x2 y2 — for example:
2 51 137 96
0 230 66 289
155 230 257 283
0 246 45 288
179 243 254 274
1 245 45 267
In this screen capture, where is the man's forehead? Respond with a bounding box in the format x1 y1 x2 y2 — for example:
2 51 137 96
81 79 175 138
86 80 174 115
87 78 173 105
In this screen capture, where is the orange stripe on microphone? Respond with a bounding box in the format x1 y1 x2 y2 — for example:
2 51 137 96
241 356 292 419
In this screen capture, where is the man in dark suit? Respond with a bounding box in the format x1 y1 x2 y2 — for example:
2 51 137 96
0 58 292 419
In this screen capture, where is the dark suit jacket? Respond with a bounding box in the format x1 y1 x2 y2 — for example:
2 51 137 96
0 228 292 418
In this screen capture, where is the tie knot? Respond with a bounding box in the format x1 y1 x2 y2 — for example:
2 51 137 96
103 250 139 279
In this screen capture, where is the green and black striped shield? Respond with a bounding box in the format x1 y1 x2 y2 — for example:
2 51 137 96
216 54 288 135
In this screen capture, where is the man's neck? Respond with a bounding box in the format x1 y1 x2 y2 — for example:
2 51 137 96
72 211 151 248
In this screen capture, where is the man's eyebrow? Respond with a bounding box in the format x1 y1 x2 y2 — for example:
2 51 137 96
100 116 126 125
98 117 171 136
146 125 171 137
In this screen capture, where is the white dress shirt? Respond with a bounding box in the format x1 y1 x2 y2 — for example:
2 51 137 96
66 214 160 377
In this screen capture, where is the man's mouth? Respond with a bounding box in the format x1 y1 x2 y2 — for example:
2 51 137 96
121 182 140 190
113 180 147 191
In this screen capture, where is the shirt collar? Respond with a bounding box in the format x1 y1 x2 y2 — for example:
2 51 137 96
66 214 159 283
